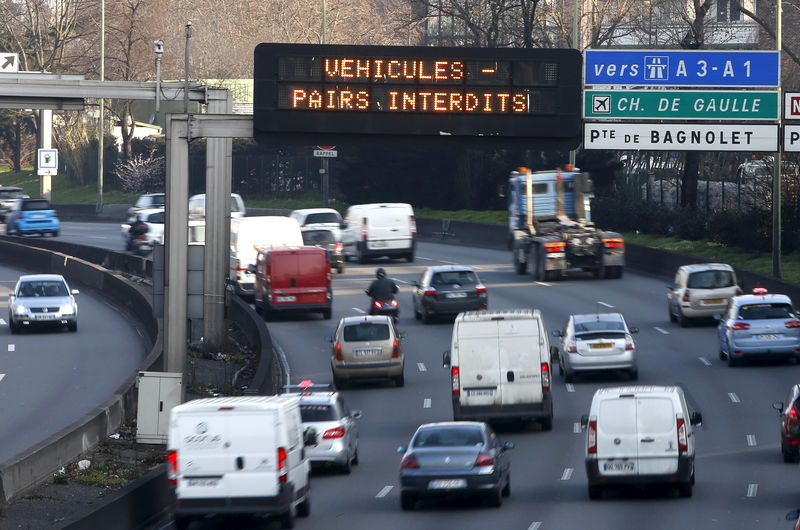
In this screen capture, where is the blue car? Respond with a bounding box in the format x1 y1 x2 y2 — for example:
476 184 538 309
718 288 800 366
6 198 59 237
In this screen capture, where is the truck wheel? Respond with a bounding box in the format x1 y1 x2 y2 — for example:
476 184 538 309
400 492 416 511
678 310 691 328
540 414 553 431
544 270 559 282
406 252 414 263
588 485 603 500
321 308 332 320
280 504 296 529
394 373 405 387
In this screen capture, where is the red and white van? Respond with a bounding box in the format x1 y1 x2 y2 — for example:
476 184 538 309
253 246 332 320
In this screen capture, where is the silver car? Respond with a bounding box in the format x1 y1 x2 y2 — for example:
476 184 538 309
667 263 741 327
287 386 361 474
9 274 79 333
412 265 488 324
554 313 638 382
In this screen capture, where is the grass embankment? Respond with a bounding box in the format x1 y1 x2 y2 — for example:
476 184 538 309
0 168 138 204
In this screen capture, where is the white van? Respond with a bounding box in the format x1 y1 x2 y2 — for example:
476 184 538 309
188 193 246 221
443 309 554 430
341 203 415 263
168 395 314 529
582 386 702 500
230 216 303 297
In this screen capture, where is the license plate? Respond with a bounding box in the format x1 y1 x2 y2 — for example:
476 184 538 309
445 292 468 298
603 462 635 472
33 214 44 218
704 298 724 305
371 240 386 248
355 348 381 357
429 479 467 490
591 343 613 349
186 478 220 487
467 389 495 397
275 296 296 302
34 314 56 320
758 334 780 340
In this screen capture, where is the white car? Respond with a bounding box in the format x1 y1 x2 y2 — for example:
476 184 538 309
188 193 246 221
554 313 638 382
9 274 79 333
290 208 343 240
121 208 164 249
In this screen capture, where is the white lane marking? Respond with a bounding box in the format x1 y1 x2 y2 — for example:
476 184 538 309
728 392 741 403
698 357 711 366
746 483 758 498
418 256 433 261
573 422 582 434
352 307 366 314
597 301 614 308
566 383 575 393
654 327 670 335
88 236 106 240
560 468 573 481
528 523 543 530
0 318 5 326
746 434 757 447
376 485 393 498
534 282 551 287
0 374 5 383
423 398 431 409
417 362 427 372
7 344 14 352
440 260 457 265
393 279 411 285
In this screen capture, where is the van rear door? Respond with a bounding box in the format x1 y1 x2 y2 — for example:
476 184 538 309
497 319 542 405
292 250 329 305
269 252 299 306
367 206 411 250
635 397 679 475
457 319 502 408
597 396 638 477
174 411 229 499
224 410 280 498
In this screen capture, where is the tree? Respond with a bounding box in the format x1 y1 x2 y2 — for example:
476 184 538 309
115 151 165 193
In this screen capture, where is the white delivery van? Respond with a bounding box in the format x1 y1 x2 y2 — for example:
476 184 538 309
582 386 702 500
341 203 415 263
168 395 314 530
230 216 303 298
188 193 246 221
443 309 554 430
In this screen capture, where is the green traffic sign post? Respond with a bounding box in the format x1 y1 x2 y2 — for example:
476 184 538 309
584 90 778 120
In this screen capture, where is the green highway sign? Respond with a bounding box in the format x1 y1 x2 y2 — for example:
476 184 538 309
584 90 778 121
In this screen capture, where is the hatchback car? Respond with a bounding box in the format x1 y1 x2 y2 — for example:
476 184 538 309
331 315 404 388
284 383 362 473
412 266 488 324
290 208 343 232
8 274 79 333
718 288 800 366
302 227 344 274
667 263 741 327
5 198 59 237
554 313 638 382
397 421 514 510
772 385 800 463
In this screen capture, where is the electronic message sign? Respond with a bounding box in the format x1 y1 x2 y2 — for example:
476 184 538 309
254 44 582 147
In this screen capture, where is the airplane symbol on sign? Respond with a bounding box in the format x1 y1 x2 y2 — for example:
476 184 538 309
592 95 611 113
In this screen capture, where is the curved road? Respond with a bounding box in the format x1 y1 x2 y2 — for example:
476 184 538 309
0 261 148 462
52 222 800 529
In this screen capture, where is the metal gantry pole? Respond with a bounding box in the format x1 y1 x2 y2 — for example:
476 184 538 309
773 0 782 278
97 0 105 213
39 110 52 200
569 0 580 167
184 21 192 114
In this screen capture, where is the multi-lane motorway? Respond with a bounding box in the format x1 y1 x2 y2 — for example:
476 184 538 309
24 222 800 529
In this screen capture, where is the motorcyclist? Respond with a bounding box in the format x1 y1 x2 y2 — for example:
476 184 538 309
367 267 398 301
127 216 149 249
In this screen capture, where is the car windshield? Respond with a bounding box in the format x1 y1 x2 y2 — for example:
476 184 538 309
413 427 484 447
146 212 165 224
151 195 165 207
302 230 335 245
305 212 340 224
739 303 795 320
431 271 477 286
22 200 50 211
343 323 390 342
299 404 338 422
18 280 68 297
687 270 735 289
573 318 625 333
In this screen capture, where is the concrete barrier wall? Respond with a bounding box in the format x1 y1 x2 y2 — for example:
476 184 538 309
0 239 162 506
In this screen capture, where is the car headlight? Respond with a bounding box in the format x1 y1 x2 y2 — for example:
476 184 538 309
60 304 75 315
14 305 27 316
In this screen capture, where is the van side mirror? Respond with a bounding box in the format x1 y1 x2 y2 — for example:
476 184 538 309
71 289 80 295
580 415 589 428
303 427 318 447
552 330 562 337
396 445 408 454
549 346 559 363
690 412 703 426
773 401 785 412
442 350 451 368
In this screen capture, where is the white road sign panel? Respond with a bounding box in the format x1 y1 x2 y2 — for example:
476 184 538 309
784 92 800 120
0 53 18 73
313 149 337 158
784 125 800 152
584 123 778 152
37 148 58 175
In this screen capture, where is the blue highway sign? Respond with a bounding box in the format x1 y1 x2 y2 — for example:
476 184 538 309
584 50 779 87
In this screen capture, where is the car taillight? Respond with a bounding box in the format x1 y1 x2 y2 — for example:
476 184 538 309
682 290 691 303
625 334 634 351
451 366 460 397
323 426 346 439
567 340 577 353
677 417 688 455
423 289 437 297
475 453 494 466
603 238 624 249
790 408 798 418
786 321 800 329
390 299 398 307
334 242 343 252
278 447 287 483
167 450 178 486
541 362 550 392
373 300 382 309
731 322 750 330
335 342 343 361
392 339 400 358
362 217 368 241
400 455 419 469
475 284 487 294
587 420 597 454
544 242 566 253
410 216 417 237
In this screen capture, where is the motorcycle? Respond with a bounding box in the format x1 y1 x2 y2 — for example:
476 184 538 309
130 235 153 257
365 289 399 322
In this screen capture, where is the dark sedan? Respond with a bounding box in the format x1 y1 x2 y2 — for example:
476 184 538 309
412 265 488 324
773 384 800 462
302 227 344 274
397 422 513 510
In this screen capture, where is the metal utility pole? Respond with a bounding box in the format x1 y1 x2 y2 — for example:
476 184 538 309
321 0 327 44
320 2 330 206
184 21 192 114
39 110 52 200
97 0 105 213
569 0 580 167
773 0 782 278
154 40 164 118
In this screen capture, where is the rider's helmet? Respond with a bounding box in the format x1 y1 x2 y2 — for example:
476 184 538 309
376 267 386 279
